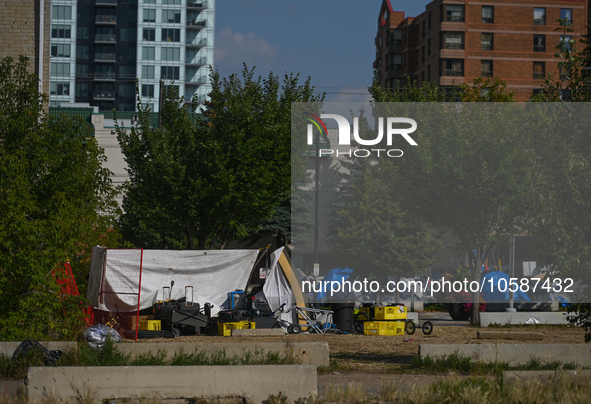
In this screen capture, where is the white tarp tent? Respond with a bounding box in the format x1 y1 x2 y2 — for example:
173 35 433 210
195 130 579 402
87 246 259 315
263 247 295 326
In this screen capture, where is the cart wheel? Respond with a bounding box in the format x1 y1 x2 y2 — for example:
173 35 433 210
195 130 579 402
354 312 369 334
289 324 302 334
172 328 181 338
422 321 433 335
405 321 416 335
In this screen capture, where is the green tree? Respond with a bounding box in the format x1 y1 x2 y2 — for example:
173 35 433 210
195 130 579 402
0 56 120 340
369 79 525 325
116 66 323 250
528 18 591 341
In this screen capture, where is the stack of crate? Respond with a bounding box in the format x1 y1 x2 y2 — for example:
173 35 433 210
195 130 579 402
361 306 407 336
217 320 256 336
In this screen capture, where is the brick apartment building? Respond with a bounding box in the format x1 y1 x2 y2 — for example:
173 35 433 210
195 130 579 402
374 0 589 101
1 0 51 97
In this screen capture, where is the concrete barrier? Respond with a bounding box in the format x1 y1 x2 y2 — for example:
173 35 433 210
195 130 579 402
0 341 76 357
119 342 329 367
504 370 591 385
480 312 569 327
420 344 591 365
27 365 317 404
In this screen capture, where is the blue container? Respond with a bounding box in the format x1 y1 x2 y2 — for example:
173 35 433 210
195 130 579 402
228 290 245 310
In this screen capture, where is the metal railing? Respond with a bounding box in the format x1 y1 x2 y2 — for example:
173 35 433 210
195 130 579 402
95 15 116 23
95 34 116 42
95 53 116 61
186 39 207 47
96 0 117 4
186 57 207 65
186 76 207 84
94 72 116 80
94 91 115 99
442 70 464 77
187 1 207 8
187 20 206 27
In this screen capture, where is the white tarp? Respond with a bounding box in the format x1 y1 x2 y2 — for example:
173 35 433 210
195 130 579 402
263 247 295 327
87 247 259 315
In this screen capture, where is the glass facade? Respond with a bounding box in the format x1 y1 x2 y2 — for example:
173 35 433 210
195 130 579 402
49 0 214 112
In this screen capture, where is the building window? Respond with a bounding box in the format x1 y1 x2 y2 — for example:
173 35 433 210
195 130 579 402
51 43 71 57
76 83 88 98
532 89 544 96
51 5 71 20
51 24 71 39
162 10 181 24
560 89 571 101
428 38 431 55
533 62 545 79
386 78 400 89
534 8 546 25
50 62 70 77
428 11 432 29
560 65 569 80
76 45 89 60
161 66 180 80
534 35 545 52
76 64 89 78
142 65 155 79
482 6 494 23
560 35 572 52
119 65 134 78
387 54 402 70
481 33 493 51
142 46 155 60
423 21 426 37
118 84 135 98
443 32 464 50
163 84 179 95
387 29 402 46
50 82 70 96
422 46 425 63
560 9 572 25
141 84 155 97
481 60 493 77
163 0 181 3
441 59 464 77
143 9 156 22
143 28 155 41
162 28 181 42
161 47 181 61
444 5 465 22
77 26 89 40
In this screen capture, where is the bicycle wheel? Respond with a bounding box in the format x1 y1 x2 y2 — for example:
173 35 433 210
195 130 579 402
405 321 416 335
422 321 433 335
354 312 369 334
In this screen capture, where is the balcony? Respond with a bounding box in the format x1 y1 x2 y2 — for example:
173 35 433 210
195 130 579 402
187 20 207 29
444 43 464 50
442 70 464 77
186 76 207 85
94 91 115 100
95 53 116 62
94 72 115 81
186 57 207 66
95 34 116 43
186 39 207 48
187 1 207 10
96 0 116 5
95 15 116 24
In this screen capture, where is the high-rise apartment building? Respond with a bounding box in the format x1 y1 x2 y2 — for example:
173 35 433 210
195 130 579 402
48 0 214 111
374 0 588 101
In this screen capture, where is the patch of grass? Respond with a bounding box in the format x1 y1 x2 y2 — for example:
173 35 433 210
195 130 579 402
317 358 346 374
1 340 297 380
411 351 588 375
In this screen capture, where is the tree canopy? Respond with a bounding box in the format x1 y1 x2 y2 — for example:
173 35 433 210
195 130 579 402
116 66 323 250
0 56 120 340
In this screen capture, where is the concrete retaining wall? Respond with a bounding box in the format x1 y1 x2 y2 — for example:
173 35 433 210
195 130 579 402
1 342 328 367
480 312 569 327
27 365 317 404
420 344 591 365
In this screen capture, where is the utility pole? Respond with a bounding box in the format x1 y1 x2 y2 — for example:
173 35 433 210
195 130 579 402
313 127 320 278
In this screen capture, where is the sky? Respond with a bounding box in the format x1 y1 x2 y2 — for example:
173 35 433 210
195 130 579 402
214 0 431 103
